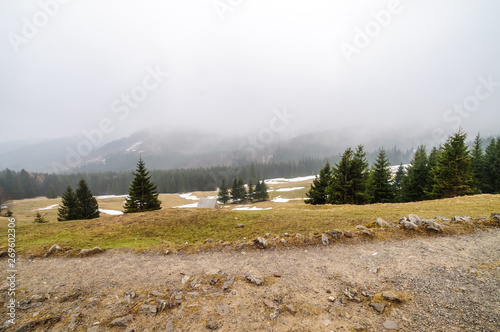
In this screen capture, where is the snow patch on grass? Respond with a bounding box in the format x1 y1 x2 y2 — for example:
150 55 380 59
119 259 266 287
99 209 124 215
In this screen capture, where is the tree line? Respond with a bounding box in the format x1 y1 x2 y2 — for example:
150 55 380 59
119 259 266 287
217 178 269 204
305 131 500 205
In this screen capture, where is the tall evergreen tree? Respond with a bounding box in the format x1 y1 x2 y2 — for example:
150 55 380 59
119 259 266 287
367 149 394 203
254 180 269 201
58 186 82 221
327 149 354 204
123 158 162 213
351 145 369 205
76 179 100 219
392 163 406 203
482 138 500 193
471 133 484 192
432 130 475 198
217 178 230 204
305 162 332 205
247 180 255 201
230 178 246 203
402 145 430 201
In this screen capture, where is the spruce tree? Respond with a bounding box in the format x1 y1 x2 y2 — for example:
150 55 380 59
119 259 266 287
76 179 100 219
392 163 406 203
217 178 230 204
483 138 500 193
471 134 484 192
58 186 82 221
432 130 475 198
255 180 269 201
230 178 245 203
327 149 353 204
367 149 394 203
247 180 255 201
351 145 369 205
305 162 332 205
33 211 48 223
123 158 162 213
402 145 430 201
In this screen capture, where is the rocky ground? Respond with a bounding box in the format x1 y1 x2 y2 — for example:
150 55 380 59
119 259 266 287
1 227 500 331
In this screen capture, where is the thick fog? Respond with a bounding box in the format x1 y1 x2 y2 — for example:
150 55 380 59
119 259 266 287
1 0 499 147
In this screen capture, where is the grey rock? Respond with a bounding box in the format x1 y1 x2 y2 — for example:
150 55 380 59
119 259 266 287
44 244 62 257
190 276 201 288
236 224 244 228
30 294 44 302
452 216 472 223
139 304 157 315
151 290 165 297
408 214 422 225
285 304 297 314
110 314 133 326
59 292 82 303
206 320 219 330
383 319 399 330
423 220 442 232
263 299 276 308
343 230 353 238
269 310 280 320
370 302 386 314
382 290 403 302
321 234 329 245
476 217 489 221
322 319 332 326
491 213 500 221
165 319 174 331
222 276 235 291
204 238 214 243
246 274 264 286
355 225 367 230
254 237 268 249
173 291 183 301
399 218 417 230
206 269 221 275
376 217 392 227
79 247 103 257
284 232 290 236
181 275 190 284
12 321 36 332
326 230 340 239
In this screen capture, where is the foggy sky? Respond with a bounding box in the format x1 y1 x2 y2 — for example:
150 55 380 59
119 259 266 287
1 0 499 146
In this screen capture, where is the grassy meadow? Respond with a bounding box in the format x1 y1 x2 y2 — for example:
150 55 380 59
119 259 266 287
1 177 499 256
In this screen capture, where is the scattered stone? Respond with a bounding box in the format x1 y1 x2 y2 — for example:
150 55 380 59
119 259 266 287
285 304 297 315
423 220 442 232
30 294 44 302
491 213 500 221
284 232 290 237
327 296 336 302
246 275 264 286
280 238 286 244
79 247 103 257
181 275 190 285
383 319 399 330
368 266 380 274
205 238 214 243
265 233 270 237
12 321 36 332
150 290 165 297
254 237 268 249
173 291 183 301
263 299 276 308
44 244 62 257
110 314 133 326
68 313 79 329
165 319 174 331
322 318 332 326
475 217 489 221
408 214 422 225
190 276 201 288
399 218 417 230
222 276 235 291
139 304 157 315
376 217 392 227
344 287 358 300
236 224 244 228
355 225 367 230
321 234 329 245
452 216 472 223
206 320 219 330
382 290 403 302
370 302 386 314
269 310 280 320
435 216 451 221
360 230 373 236
344 231 353 238
206 269 221 275
326 230 340 239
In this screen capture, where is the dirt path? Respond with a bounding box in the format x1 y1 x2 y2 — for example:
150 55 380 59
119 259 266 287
3 229 500 331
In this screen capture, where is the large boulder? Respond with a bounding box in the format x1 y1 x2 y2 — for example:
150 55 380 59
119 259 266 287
376 218 392 227
408 214 422 225
399 218 417 230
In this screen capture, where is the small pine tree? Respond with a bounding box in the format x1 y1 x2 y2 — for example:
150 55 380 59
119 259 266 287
5 210 13 217
58 186 82 221
217 178 230 204
366 148 394 203
76 179 100 219
33 211 48 223
123 158 162 213
432 130 475 198
45 184 58 199
305 162 332 205
254 180 269 201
